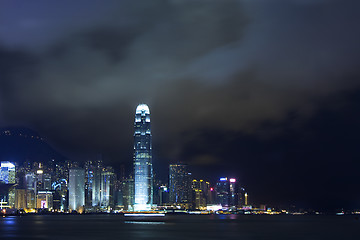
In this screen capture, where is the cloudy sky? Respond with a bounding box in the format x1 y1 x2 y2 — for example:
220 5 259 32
1 0 360 210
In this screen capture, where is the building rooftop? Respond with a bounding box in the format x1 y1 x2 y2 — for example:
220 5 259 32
136 104 150 114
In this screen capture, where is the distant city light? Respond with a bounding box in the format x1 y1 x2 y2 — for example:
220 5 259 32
0 104 253 215
1 161 15 169
207 205 222 211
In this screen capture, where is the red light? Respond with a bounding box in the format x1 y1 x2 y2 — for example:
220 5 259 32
210 188 214 191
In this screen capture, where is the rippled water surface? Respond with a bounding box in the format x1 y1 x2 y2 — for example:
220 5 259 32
1 214 359 240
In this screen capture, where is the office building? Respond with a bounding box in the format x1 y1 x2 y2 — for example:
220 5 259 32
36 191 53 209
15 189 27 209
169 163 192 208
158 185 169 206
84 160 94 208
100 167 116 209
122 177 134 210
68 168 85 212
216 177 230 208
0 161 16 184
91 159 103 207
133 104 153 211
192 179 209 209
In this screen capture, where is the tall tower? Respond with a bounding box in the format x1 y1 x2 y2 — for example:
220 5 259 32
169 163 192 208
134 104 153 210
68 168 85 212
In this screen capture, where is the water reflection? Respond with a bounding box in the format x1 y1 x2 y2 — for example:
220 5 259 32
2 216 17 225
1 216 18 238
217 214 238 220
0 215 358 240
125 221 165 225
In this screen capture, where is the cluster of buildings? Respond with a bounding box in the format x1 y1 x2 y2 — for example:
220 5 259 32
0 104 249 213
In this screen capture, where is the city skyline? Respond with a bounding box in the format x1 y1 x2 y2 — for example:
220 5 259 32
0 103 251 214
0 103 251 213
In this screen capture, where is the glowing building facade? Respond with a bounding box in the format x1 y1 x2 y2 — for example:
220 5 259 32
133 104 153 210
0 161 16 184
100 167 116 209
215 177 241 209
68 168 85 212
216 177 230 208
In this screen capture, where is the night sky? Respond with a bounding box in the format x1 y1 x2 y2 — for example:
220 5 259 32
1 0 360 210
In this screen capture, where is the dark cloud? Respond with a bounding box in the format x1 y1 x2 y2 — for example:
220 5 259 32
1 0 360 209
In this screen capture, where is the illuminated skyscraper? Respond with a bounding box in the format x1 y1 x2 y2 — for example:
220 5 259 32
91 159 103 207
169 163 192 208
68 168 85 212
122 177 134 210
215 177 241 209
0 161 16 184
100 167 116 209
216 177 230 208
133 104 153 211
192 179 209 209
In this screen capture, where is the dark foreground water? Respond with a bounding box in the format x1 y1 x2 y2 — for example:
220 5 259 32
1 214 359 240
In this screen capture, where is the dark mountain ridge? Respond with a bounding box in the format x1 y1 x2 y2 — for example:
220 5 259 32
0 127 66 165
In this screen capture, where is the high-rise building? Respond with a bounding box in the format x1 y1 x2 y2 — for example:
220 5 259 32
15 189 27 209
122 177 134 210
25 172 36 191
0 161 16 208
0 161 16 184
68 168 85 212
229 178 238 207
36 191 53 209
158 185 169 206
43 173 52 190
25 171 37 209
100 167 116 209
133 104 153 211
26 190 36 209
216 177 230 208
238 187 246 207
52 178 68 212
169 163 192 208
215 177 241 209
84 160 94 208
91 159 103 207
192 179 209 209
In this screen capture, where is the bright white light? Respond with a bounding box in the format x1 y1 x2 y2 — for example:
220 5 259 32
230 178 236 183
219 177 227 181
1 162 15 169
207 205 222 211
134 203 152 211
125 221 165 224
37 170 43 174
136 104 150 114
